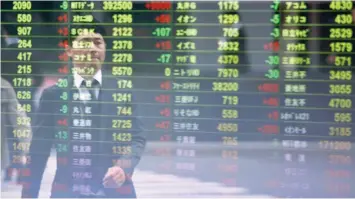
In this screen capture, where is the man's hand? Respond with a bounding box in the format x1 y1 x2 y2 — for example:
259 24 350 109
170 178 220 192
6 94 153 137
103 166 126 188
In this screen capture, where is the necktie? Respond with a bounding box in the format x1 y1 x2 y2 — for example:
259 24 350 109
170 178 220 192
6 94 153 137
81 79 100 101
79 79 102 194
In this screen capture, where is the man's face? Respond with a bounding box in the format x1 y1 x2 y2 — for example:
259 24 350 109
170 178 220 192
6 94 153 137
66 32 106 75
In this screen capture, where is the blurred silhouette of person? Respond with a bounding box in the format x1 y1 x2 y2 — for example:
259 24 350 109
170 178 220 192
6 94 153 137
1 25 20 85
1 77 32 185
221 8 250 74
1 25 45 111
318 2 355 74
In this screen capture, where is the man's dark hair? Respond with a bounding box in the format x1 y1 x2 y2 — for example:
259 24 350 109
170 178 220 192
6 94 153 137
2 24 17 36
1 26 6 48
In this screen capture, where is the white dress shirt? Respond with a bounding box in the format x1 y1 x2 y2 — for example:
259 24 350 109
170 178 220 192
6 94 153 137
73 69 102 103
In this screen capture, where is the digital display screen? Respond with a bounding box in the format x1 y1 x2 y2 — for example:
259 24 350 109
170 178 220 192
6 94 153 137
1 1 354 198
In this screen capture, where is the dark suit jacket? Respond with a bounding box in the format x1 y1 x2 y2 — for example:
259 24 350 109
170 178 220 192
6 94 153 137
21 71 146 198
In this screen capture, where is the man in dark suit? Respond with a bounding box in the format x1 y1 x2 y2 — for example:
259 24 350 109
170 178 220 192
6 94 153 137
21 25 146 198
